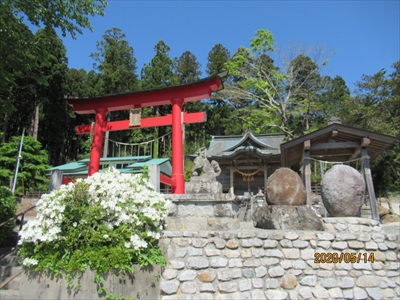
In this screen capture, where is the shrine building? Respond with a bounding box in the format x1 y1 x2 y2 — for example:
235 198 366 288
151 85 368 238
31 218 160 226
201 130 285 195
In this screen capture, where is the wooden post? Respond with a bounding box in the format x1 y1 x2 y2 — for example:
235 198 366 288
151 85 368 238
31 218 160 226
230 167 234 194
303 140 312 206
89 108 108 176
360 147 379 221
149 164 160 193
264 165 268 188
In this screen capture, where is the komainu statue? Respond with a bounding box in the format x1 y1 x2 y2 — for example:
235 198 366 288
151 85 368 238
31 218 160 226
186 147 223 194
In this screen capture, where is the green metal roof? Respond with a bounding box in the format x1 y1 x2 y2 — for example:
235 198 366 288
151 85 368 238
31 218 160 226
47 156 172 177
128 158 172 176
128 158 169 167
78 156 151 163
48 162 86 171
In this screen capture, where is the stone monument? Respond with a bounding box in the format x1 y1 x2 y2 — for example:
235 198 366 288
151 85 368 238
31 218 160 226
253 168 324 231
265 168 307 206
321 164 365 217
185 147 223 194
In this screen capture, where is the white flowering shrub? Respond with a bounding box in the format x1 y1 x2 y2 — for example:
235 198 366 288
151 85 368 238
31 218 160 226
18 168 170 288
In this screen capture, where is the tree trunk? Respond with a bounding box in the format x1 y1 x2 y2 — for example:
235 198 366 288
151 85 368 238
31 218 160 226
2 114 8 142
32 104 39 140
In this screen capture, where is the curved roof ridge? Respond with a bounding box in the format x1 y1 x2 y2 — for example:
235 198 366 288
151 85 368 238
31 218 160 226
213 146 273 159
224 130 277 152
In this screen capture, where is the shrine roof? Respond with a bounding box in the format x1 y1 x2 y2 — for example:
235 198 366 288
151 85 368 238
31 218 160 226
67 71 227 114
128 158 172 177
280 123 398 167
48 162 86 172
207 131 285 158
212 146 273 159
47 156 172 177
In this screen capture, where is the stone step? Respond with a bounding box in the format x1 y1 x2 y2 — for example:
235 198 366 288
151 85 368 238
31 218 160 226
0 266 22 281
0 272 21 290
0 252 21 267
0 289 20 300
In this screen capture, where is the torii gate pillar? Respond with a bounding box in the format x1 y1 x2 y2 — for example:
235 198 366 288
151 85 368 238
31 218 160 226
171 98 184 193
89 108 108 176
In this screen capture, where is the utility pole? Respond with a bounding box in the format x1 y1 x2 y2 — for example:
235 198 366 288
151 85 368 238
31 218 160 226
12 128 25 194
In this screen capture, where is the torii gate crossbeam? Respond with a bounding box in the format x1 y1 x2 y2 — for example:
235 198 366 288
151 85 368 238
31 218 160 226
68 72 227 194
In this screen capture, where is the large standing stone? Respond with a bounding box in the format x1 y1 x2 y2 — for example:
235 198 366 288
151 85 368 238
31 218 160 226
321 165 365 217
266 168 306 205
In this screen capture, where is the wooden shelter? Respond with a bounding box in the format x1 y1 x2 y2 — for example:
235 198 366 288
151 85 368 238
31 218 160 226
280 122 397 220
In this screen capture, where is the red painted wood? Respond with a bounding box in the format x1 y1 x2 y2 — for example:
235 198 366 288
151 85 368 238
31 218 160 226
89 108 108 176
160 174 176 187
171 98 184 194
75 112 206 134
67 73 226 193
68 79 223 114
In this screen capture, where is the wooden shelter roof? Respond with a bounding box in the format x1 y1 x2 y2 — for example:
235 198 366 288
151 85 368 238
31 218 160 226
280 123 397 167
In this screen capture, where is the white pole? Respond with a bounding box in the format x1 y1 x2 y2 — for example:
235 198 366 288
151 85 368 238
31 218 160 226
12 128 25 194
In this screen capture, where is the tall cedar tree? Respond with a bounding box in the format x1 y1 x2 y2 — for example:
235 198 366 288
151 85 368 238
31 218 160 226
0 0 107 135
139 41 175 157
90 28 139 157
34 28 69 165
341 62 400 195
173 51 203 154
205 44 235 135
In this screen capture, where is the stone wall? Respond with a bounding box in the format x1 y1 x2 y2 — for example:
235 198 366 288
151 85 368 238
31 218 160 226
159 217 400 300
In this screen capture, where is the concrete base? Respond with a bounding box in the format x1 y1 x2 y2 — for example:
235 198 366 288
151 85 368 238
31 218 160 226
19 265 161 300
165 194 240 231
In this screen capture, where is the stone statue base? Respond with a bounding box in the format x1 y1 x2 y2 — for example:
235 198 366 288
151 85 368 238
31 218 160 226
185 179 222 194
253 205 325 231
165 194 240 230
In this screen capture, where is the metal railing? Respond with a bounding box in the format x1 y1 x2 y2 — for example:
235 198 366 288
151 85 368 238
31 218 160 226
0 205 36 289
311 184 321 195
0 205 36 231
23 191 46 198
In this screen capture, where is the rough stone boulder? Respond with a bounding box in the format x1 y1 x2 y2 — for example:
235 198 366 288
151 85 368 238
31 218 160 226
253 205 325 231
266 168 306 205
321 165 365 217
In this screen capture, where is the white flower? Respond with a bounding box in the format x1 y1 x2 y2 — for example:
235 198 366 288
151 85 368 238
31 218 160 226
22 258 38 266
19 167 169 265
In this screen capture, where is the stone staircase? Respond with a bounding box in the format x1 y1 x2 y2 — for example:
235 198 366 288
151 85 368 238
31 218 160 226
0 247 22 300
0 224 24 300
361 203 372 218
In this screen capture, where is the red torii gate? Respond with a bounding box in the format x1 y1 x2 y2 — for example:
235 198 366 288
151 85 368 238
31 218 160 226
68 72 227 194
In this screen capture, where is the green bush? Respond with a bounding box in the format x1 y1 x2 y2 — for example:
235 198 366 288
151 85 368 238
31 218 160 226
0 186 17 245
18 168 169 298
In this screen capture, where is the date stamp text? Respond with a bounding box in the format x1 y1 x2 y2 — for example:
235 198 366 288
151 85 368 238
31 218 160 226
314 252 375 263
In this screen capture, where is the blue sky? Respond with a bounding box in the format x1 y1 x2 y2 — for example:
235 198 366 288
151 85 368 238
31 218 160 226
58 0 399 93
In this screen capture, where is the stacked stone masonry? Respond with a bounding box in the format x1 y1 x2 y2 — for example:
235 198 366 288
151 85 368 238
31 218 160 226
159 217 400 300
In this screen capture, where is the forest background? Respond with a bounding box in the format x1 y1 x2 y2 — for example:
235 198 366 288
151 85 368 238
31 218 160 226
0 0 399 198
